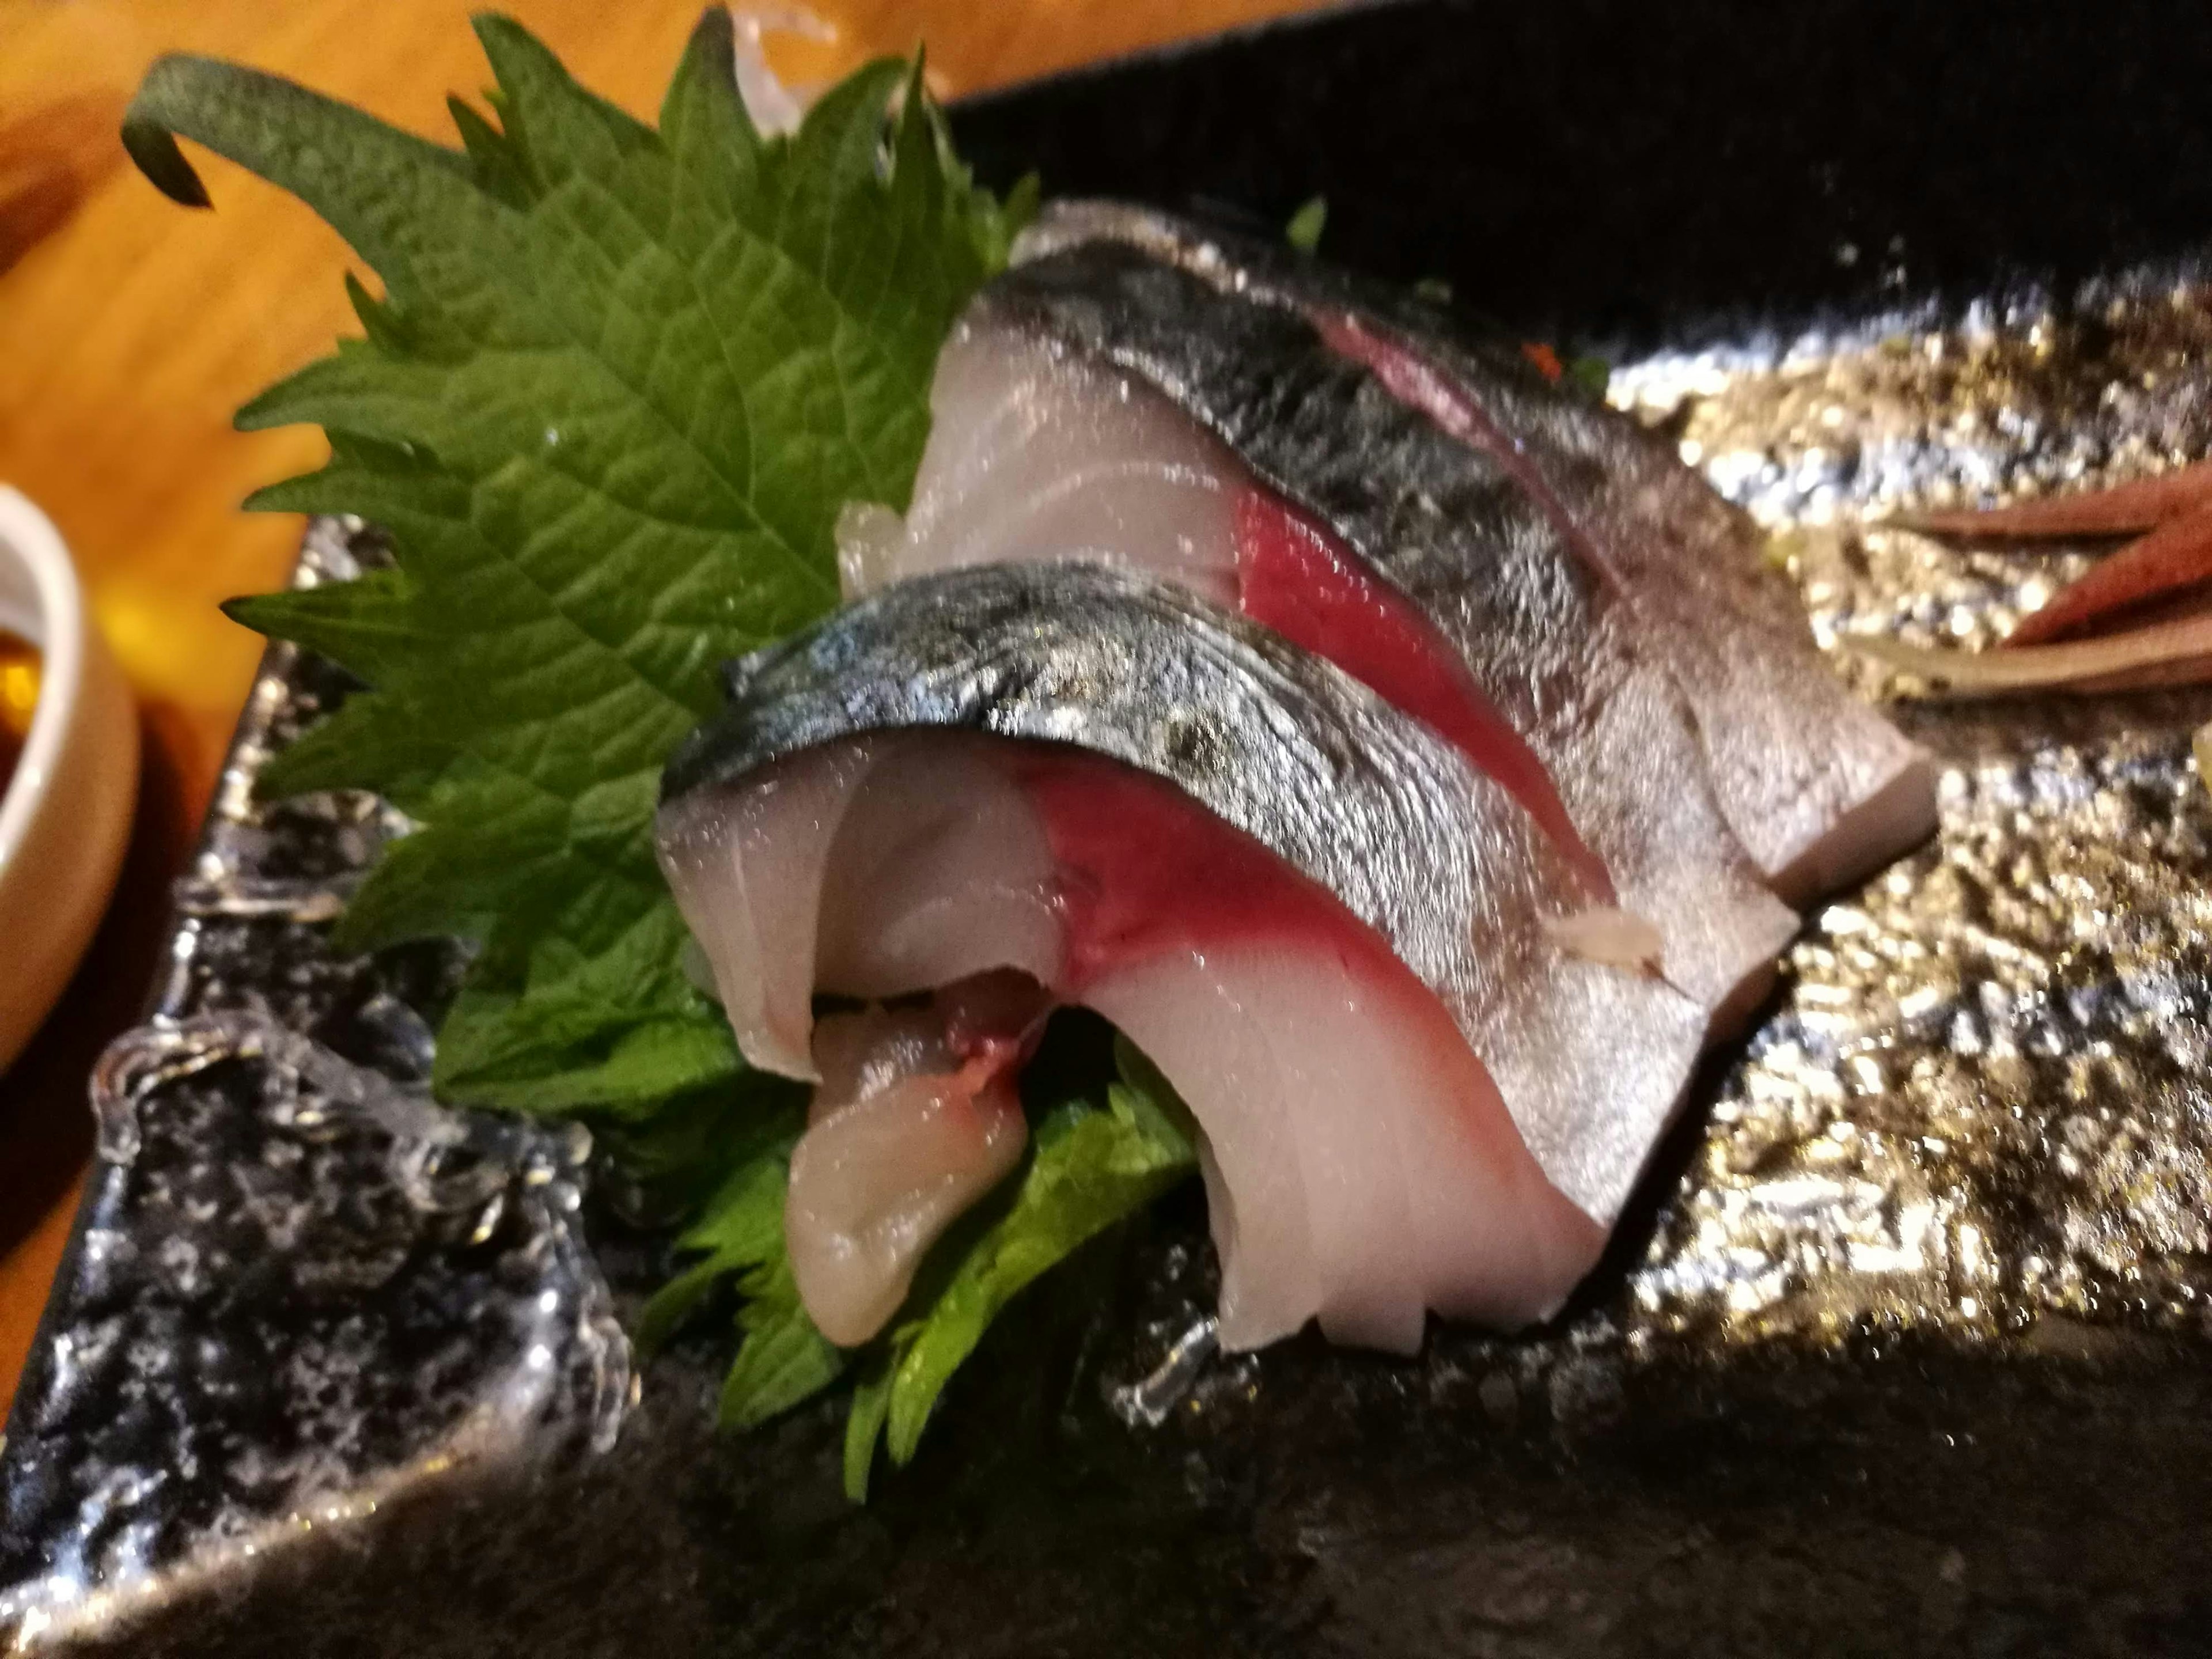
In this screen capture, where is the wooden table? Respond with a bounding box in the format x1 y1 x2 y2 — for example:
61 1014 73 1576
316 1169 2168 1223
0 0 1321 1417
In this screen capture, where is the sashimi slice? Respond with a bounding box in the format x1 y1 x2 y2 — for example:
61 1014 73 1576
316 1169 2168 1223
1021 749 1605 1346
789 988 1039 1345
1321 310 1937 904
1015 200 1935 906
1231 490 1620 909
1085 946 1594 1348
653 739 878 1077
812 738 1067 998
843 310 1619 912
966 251 1797 1020
658 729 1604 1353
837 313 1242 611
661 563 1725 1349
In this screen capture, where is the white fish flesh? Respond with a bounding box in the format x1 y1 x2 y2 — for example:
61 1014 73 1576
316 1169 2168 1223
787 978 1040 1345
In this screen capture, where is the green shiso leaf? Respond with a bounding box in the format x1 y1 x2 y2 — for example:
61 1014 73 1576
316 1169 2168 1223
124 10 1195 1497
634 1123 844 1428
882 1036 1198 1466
1284 194 1327 255
842 1351 897 1503
643 1031 1199 1497
719 1248 847 1429
127 11 1010 1112
1567 353 1611 402
635 1126 800 1357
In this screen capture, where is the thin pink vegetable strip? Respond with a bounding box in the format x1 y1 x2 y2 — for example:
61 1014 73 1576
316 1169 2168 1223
2003 507 2212 646
1899 457 2212 539
1851 606 2212 694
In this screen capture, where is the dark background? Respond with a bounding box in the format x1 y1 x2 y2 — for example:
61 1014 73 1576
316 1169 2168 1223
952 0 2212 353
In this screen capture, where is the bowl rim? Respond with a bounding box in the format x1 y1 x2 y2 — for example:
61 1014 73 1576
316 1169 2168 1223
0 485 88 874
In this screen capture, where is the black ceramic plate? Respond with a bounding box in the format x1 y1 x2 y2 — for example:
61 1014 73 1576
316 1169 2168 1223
9 5 2212 1654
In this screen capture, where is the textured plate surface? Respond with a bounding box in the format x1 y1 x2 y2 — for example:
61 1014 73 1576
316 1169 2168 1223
8 3 2212 1653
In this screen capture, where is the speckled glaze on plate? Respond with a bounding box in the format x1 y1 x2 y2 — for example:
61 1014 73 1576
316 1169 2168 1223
9 3 2212 1654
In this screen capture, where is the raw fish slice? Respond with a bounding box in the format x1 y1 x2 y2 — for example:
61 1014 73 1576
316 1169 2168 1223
1020 200 1934 904
789 990 1037 1345
1229 490 1606 896
666 743 1062 1349
809 1002 960 1109
838 314 1242 609
653 738 877 1077
668 562 1709 1057
1084 944 1593 1349
813 737 1066 998
1018 749 1604 1344
665 724 1607 1351
1327 313 1936 904
806 974 1049 1127
662 564 1709 1333
657 736 1062 1071
848 306 1615 907
980 245 1796 1021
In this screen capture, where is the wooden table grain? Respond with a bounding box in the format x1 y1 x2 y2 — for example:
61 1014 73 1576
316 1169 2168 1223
0 0 1320 1416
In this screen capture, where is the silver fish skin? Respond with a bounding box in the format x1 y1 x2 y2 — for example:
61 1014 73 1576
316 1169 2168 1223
978 239 1797 1028
1016 200 1934 903
664 560 1707 1227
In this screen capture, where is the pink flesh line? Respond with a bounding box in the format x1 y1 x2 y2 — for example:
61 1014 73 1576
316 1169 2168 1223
1229 488 1616 904
1014 748 1601 1342
1017 738 1521 1159
1312 310 1631 600
1015 745 1544 1157
1014 745 1429 988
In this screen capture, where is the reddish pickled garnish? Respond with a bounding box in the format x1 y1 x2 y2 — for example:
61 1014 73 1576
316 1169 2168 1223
1520 342 1565 382
2002 507 2212 648
1854 603 2212 694
1900 458 2212 539
1876 459 2212 685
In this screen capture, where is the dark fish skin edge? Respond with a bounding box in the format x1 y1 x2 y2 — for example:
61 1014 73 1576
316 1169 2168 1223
661 562 1556 976
661 559 1711 1224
